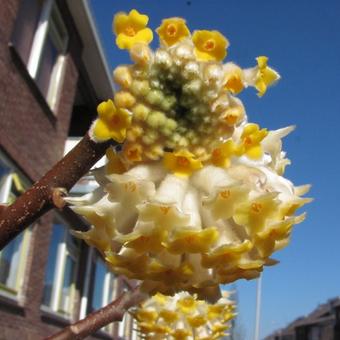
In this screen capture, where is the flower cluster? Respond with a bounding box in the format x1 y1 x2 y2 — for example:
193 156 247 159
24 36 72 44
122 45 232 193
132 291 236 340
91 9 280 164
68 9 311 294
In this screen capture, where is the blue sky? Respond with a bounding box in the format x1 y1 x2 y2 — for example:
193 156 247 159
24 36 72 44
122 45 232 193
89 0 340 338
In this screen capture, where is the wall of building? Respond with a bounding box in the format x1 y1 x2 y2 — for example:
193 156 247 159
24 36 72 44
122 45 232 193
0 1 117 339
0 0 79 338
0 0 78 182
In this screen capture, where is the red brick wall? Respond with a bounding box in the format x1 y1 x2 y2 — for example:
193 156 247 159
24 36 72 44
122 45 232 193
0 0 81 338
0 0 78 182
0 1 130 338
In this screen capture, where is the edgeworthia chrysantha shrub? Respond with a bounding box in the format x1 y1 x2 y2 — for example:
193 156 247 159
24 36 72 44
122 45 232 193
67 9 311 294
131 291 236 339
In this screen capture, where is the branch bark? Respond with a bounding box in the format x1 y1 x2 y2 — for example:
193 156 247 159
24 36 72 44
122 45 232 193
0 133 112 250
45 286 146 340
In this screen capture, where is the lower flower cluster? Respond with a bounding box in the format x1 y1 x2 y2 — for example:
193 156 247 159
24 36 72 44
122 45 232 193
67 126 310 294
132 291 236 340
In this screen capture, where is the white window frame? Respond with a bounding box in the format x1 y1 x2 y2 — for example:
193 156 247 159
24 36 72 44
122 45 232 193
0 153 31 299
118 282 133 338
27 0 68 111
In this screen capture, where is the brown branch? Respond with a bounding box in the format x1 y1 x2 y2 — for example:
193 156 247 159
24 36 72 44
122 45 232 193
45 286 146 340
0 133 113 250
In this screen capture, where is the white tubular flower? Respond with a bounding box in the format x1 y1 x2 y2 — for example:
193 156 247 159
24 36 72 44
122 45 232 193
243 56 280 97
70 10 311 295
69 143 310 292
132 291 236 340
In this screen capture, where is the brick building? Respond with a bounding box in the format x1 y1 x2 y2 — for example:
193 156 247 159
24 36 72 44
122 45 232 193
0 0 136 338
264 297 340 340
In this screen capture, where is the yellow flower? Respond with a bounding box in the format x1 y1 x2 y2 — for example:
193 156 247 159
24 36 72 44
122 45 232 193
225 74 244 94
166 227 219 254
255 56 280 97
120 229 167 253
133 292 236 340
156 17 190 46
223 64 244 94
238 123 268 160
122 142 143 162
201 240 253 268
187 315 207 327
233 193 280 235
176 295 197 314
153 292 168 305
159 309 179 323
105 148 126 174
255 215 305 257
211 140 236 167
221 106 245 127
207 304 225 320
203 186 249 221
172 329 192 339
164 149 203 176
192 30 229 61
92 99 131 143
136 309 158 322
113 9 153 49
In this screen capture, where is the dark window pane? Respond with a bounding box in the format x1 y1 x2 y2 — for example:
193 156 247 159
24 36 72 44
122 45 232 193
60 255 76 313
0 159 10 180
0 233 23 290
42 224 64 306
91 258 106 311
11 0 42 64
35 33 58 98
0 160 11 203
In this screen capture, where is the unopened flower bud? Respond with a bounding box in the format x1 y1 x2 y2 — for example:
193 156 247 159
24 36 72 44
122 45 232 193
114 91 136 108
204 64 223 84
142 135 154 145
165 118 177 131
183 61 200 79
146 90 164 106
160 96 177 111
130 43 153 65
174 43 194 61
154 50 172 68
146 111 167 128
212 94 230 113
132 103 150 121
113 66 132 88
126 125 143 142
178 136 189 147
160 127 172 136
131 80 150 97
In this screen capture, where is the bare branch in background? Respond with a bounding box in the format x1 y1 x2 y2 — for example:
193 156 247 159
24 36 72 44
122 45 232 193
45 286 146 340
0 133 113 250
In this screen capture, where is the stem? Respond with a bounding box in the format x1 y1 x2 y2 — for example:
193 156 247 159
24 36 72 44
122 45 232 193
45 286 146 340
0 133 112 250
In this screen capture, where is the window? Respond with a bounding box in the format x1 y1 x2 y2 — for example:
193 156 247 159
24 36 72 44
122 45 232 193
79 248 118 334
11 0 68 111
118 281 134 338
309 326 321 340
0 154 31 297
118 311 135 339
42 217 80 317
